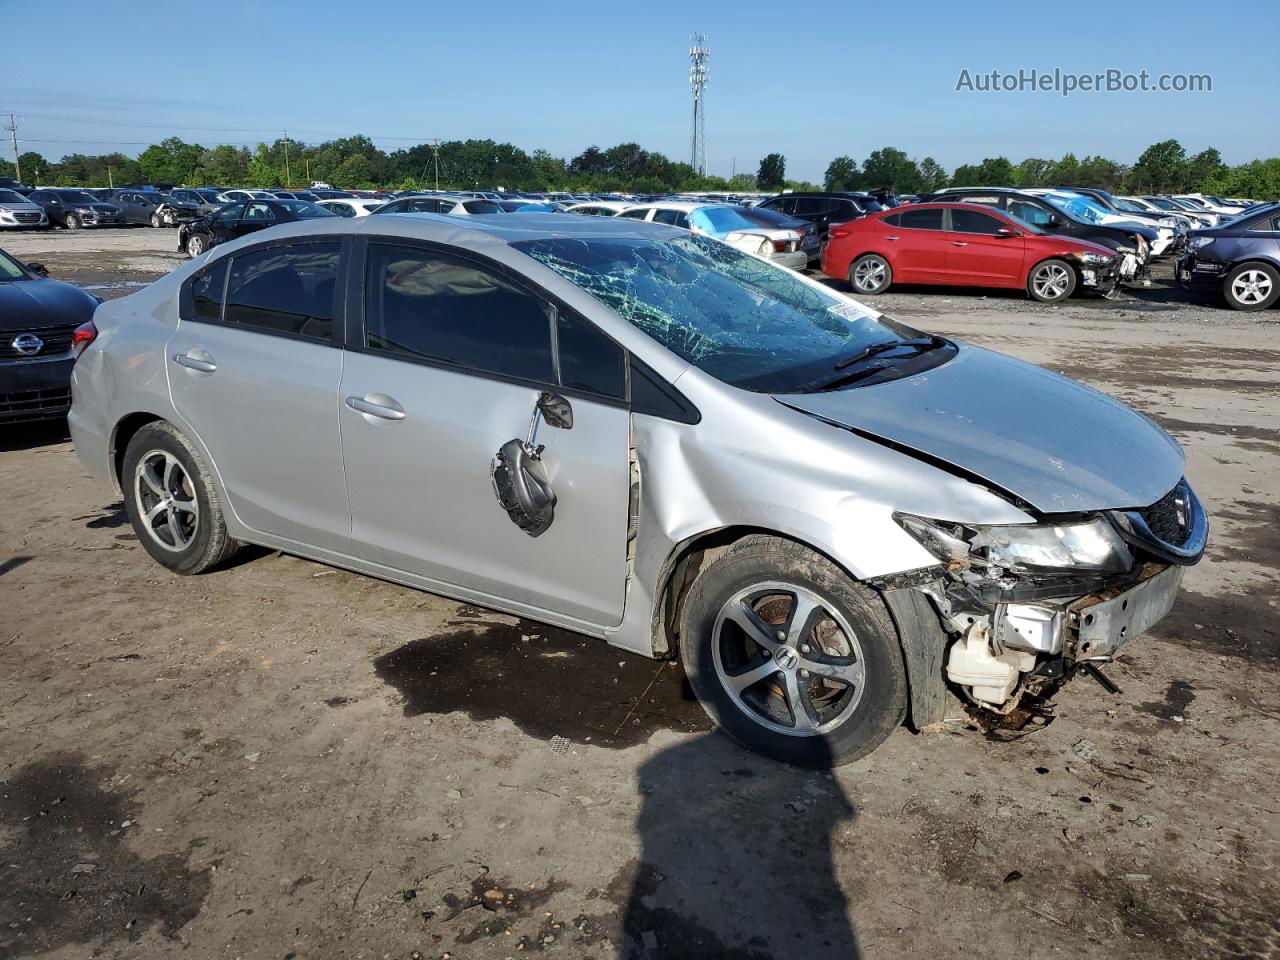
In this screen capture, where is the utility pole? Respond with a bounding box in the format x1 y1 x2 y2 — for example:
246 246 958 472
688 35 710 177
7 114 19 183
429 138 441 190
283 129 291 189
107 166 113 188
305 158 311 186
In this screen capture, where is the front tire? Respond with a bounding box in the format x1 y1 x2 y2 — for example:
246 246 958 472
121 422 241 575
1223 262 1279 312
185 234 206 258
150 212 163 228
64 213 81 231
678 535 907 767
1027 258 1076 302
848 254 892 294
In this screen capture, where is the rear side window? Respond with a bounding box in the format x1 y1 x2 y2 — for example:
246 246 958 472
364 243 554 383
462 200 500 214
900 209 944 230
1007 199 1053 227
652 209 689 228
881 213 901 226
190 259 228 322
949 208 1004 234
223 242 340 340
557 311 625 399
619 208 650 220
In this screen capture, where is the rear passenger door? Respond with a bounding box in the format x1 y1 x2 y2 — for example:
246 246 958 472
338 239 632 628
167 239 351 552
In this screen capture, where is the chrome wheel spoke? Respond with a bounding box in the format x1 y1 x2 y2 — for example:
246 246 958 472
169 508 192 548
785 592 823 646
799 654 865 690
725 601 781 652
140 461 166 498
782 671 820 733
723 659 779 695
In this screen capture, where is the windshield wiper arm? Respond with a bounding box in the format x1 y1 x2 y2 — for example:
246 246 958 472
833 335 943 370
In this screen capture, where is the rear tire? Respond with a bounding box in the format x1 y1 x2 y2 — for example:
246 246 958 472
1027 258 1076 302
1222 262 1279 312
848 254 892 294
121 421 241 575
677 535 907 767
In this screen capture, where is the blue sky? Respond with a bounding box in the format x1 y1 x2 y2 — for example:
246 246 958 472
2 0 1275 182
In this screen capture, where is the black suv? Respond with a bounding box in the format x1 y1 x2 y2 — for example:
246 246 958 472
107 190 200 227
27 189 124 229
923 187 1155 275
756 192 884 245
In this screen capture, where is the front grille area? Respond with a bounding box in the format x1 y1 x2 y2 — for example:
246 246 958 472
0 388 71 422
1138 484 1192 547
12 212 42 224
0 324 77 360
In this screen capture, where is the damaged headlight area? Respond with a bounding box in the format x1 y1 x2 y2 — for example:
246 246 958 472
1073 252 1114 267
895 514 1133 576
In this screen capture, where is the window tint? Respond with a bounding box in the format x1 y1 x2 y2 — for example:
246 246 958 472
190 258 227 322
244 202 275 221
899 208 944 230
949 208 1005 234
224 242 340 339
364 243 554 382
462 200 500 214
557 311 625 399
794 198 826 216
618 208 650 220
882 213 901 226
836 200 861 217
215 203 245 221
652 208 688 227
1007 199 1053 226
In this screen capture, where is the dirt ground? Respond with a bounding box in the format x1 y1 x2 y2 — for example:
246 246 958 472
2 228 1278 960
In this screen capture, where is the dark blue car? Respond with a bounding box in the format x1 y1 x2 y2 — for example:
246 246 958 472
1177 202 1280 311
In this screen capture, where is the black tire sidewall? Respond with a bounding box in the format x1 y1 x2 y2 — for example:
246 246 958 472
849 254 892 294
679 540 907 767
187 236 203 257
1223 262 1280 312
1027 258 1077 302
121 425 220 574
65 214 79 230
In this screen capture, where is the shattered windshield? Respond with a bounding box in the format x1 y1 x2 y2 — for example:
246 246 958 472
515 233 908 392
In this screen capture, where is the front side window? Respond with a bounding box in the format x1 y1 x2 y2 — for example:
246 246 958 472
190 258 228 321
516 233 916 392
557 311 625 399
1007 199 1053 227
0 249 29 281
364 243 553 382
223 242 340 339
949 208 1004 235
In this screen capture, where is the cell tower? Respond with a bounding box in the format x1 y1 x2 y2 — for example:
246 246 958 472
689 34 709 176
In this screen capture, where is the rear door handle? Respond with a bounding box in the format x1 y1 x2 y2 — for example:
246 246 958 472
885 235 900 241
951 241 968 247
345 395 406 421
173 352 216 373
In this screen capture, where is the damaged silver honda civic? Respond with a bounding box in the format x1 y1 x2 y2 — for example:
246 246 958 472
68 213 1207 766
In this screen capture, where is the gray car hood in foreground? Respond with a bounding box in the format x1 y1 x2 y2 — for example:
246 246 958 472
777 344 1184 514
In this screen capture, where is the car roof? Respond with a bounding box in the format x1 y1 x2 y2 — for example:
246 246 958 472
622 200 726 212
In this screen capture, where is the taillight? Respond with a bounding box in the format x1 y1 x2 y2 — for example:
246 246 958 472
72 319 97 359
831 228 851 239
772 239 788 252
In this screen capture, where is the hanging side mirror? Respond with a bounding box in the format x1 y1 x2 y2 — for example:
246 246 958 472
536 391 573 430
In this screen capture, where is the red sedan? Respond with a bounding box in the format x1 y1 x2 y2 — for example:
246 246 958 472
821 202 1121 303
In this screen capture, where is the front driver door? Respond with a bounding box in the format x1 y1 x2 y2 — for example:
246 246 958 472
167 238 350 552
339 239 631 628
941 207 1026 284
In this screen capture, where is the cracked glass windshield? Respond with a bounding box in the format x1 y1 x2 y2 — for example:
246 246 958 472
516 233 920 392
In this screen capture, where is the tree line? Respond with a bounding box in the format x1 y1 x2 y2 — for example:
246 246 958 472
2 135 1275 200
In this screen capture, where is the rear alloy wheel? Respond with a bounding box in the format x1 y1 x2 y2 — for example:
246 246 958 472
849 254 892 294
122 421 241 574
150 212 163 228
678 535 907 767
64 213 81 231
1027 258 1077 302
185 234 206 258
1223 262 1280 312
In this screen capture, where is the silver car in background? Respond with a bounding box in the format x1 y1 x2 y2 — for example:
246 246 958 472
68 214 1206 766
0 189 48 228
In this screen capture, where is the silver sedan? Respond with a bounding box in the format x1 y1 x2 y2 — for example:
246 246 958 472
69 214 1206 766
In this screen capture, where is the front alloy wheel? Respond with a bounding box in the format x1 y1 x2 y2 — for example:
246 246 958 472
1028 259 1076 302
186 234 206 258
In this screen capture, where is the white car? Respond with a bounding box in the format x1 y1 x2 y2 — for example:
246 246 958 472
0 189 47 228
564 201 631 217
1116 196 1218 229
218 189 277 203
371 195 504 217
617 201 808 270
317 198 384 218
1172 194 1247 216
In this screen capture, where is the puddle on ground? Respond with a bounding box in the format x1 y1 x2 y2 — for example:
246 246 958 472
0 752 211 954
373 619 711 747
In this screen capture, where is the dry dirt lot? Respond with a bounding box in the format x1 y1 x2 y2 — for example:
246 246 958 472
1 228 1278 960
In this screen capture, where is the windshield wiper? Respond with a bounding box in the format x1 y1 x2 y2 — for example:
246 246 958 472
833 335 943 370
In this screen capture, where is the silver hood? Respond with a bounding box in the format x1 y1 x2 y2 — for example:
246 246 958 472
777 343 1184 514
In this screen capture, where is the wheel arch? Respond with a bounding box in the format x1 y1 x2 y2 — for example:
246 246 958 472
109 412 167 495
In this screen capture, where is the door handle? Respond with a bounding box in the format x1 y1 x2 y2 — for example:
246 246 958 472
172 352 216 373
345 395 406 421
885 235 900 241
951 241 968 247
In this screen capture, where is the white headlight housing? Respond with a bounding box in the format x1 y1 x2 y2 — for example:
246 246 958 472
897 515 1133 574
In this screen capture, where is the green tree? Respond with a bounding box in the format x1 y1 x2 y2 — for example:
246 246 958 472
917 157 948 191
1075 155 1127 191
1014 157 1053 187
1185 148 1225 190
757 153 786 190
1130 139 1187 193
824 155 860 191
17 151 49 182
861 147 921 192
